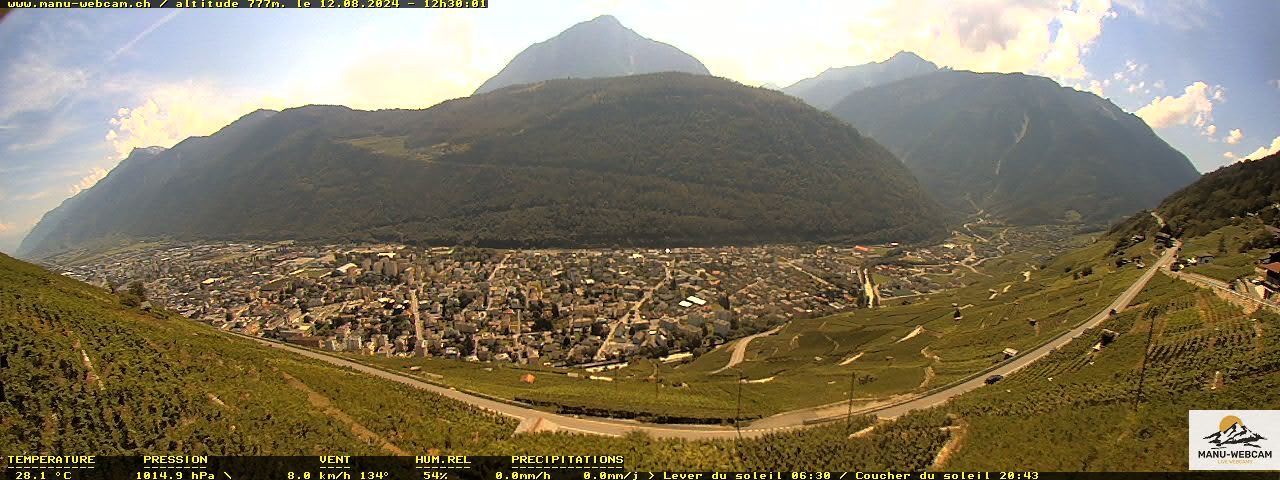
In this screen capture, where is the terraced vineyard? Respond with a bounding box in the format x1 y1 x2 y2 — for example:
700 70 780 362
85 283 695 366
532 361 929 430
939 274 1280 470
0 253 517 454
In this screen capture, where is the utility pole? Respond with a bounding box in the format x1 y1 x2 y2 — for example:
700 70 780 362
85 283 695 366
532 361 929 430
1133 306 1156 410
735 371 745 442
846 370 857 435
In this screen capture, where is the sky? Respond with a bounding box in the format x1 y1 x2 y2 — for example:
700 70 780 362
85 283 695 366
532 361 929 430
1 0 1278 253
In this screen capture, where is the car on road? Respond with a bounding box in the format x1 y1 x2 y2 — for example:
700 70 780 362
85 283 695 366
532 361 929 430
985 374 1004 385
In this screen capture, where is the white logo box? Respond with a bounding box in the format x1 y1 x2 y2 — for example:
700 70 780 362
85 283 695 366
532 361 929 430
1189 410 1280 470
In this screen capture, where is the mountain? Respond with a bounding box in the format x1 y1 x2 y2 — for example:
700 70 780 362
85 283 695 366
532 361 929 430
1204 421 1267 449
1152 151 1280 237
20 73 944 256
782 52 939 110
830 70 1202 225
473 15 710 95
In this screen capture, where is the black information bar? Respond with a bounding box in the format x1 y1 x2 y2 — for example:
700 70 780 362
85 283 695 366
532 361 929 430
2 457 1278 480
3 0 487 8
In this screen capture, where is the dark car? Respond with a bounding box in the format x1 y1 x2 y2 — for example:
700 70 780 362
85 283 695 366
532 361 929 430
1109 309 1117 316
985 374 1004 385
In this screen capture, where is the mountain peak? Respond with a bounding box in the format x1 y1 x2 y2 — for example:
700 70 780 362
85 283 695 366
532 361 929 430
782 51 940 110
887 51 926 63
473 16 709 94
585 14 622 27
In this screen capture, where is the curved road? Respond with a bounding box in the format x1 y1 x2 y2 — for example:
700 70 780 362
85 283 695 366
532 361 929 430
231 244 1178 440
710 323 786 375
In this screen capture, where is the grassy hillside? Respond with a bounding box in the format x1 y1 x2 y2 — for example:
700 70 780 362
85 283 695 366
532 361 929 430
22 73 944 257
1155 150 1280 238
0 252 516 454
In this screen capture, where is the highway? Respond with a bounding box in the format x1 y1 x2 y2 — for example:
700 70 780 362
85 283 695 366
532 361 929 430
230 243 1179 440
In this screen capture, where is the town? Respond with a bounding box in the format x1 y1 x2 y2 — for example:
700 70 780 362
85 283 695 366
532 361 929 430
57 238 1021 366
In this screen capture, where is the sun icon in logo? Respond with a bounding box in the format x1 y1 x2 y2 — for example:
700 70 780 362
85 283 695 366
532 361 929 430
1220 415 1244 432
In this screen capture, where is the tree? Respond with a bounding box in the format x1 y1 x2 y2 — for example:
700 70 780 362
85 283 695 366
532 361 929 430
127 281 147 300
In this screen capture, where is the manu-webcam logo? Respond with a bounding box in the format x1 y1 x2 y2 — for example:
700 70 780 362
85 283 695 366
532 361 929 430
1190 410 1280 470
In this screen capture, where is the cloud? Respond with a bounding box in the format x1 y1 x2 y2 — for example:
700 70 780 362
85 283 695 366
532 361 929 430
4 119 83 154
103 81 295 161
68 167 109 195
0 54 89 121
0 222 14 235
333 12 495 110
1225 128 1243 145
1272 79 1280 89
1113 0 1214 30
1135 81 1222 131
709 0 1118 87
1236 136 1280 162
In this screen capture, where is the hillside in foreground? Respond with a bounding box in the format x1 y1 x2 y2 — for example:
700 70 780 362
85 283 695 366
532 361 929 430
0 251 956 469
20 73 944 257
6 216 1278 470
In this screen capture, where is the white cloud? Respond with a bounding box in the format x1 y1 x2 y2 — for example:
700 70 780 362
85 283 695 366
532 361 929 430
1204 124 1216 137
1272 79 1280 90
1085 79 1105 96
1225 128 1244 145
1135 81 1222 130
704 0 1118 87
0 221 14 235
1237 136 1280 162
332 11 495 110
68 167 109 196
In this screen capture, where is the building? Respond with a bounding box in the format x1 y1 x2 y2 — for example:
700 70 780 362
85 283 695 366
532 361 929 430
1258 262 1280 301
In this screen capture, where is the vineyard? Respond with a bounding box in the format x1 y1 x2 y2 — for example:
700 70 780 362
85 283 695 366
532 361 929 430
0 253 516 455
939 274 1280 470
0 252 959 469
476 411 953 471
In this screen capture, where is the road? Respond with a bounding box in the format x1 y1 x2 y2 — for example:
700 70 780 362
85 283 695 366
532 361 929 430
1167 267 1280 313
710 323 787 374
483 253 511 309
227 244 1178 440
779 259 834 287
